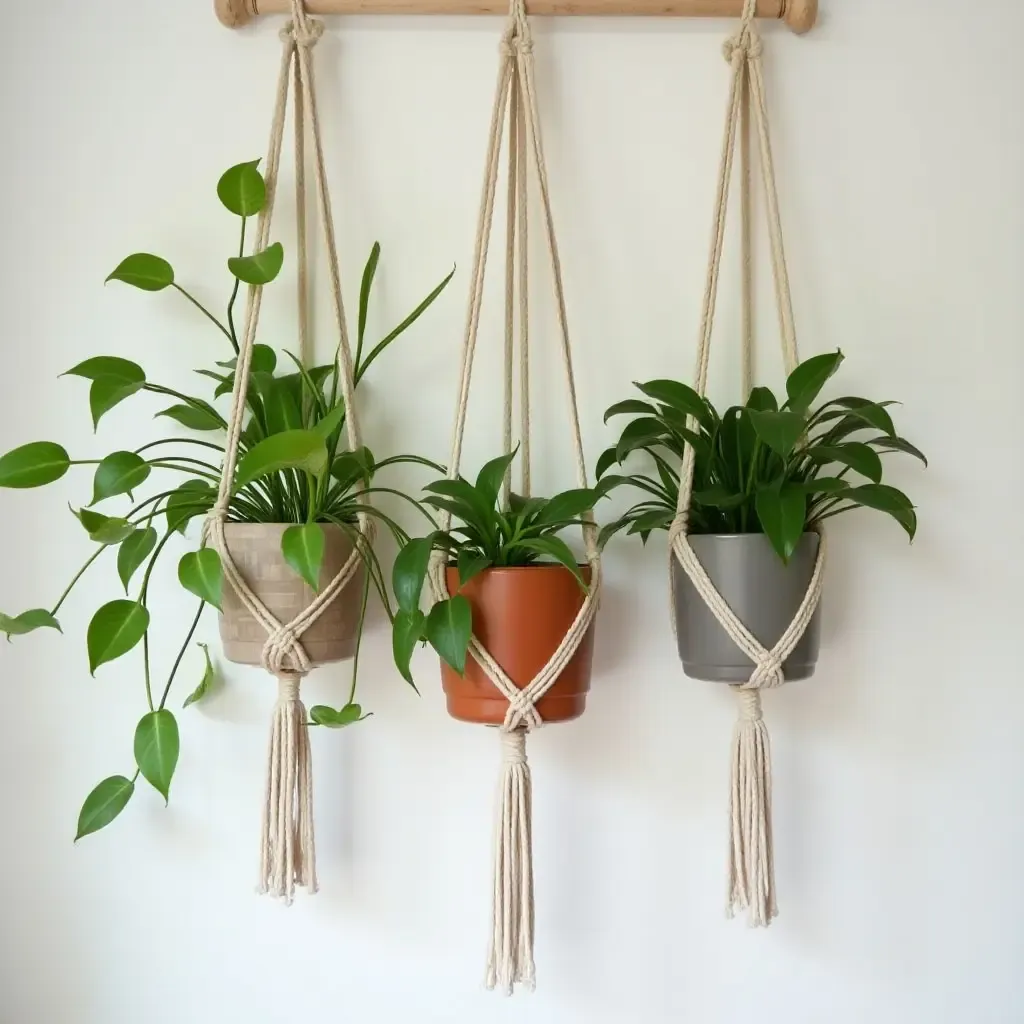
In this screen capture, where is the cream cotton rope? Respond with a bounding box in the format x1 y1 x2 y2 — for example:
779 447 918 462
667 0 826 928
427 0 601 992
203 0 372 904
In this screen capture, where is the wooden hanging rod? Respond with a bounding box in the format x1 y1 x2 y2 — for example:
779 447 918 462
216 0 818 34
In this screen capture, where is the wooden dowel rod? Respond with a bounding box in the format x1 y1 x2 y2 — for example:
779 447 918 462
216 0 818 34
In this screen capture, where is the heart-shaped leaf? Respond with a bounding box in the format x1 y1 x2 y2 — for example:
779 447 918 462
87 600 150 675
234 429 327 492
73 507 136 546
75 776 134 841
117 527 158 592
0 442 70 488
65 356 145 384
178 549 224 611
228 242 284 286
309 703 371 728
89 377 144 430
391 608 426 687
392 535 437 614
281 523 325 592
134 710 179 803
183 643 217 709
0 608 61 640
156 403 224 432
92 451 151 504
755 484 807 563
106 253 174 291
749 410 807 458
456 549 490 589
426 595 472 676
217 159 266 217
165 480 215 535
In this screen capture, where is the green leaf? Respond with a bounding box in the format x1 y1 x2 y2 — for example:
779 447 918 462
615 417 672 464
106 254 174 291
595 446 620 480
358 242 381 354
87 600 150 674
796 477 850 496
331 448 374 494
75 776 134 841
456 549 490 589
866 435 928 467
392 535 436 614
165 480 214 535
475 450 518 508
92 451 151 504
183 644 217 709
0 608 61 640
785 350 844 411
392 608 427 686
426 595 472 676
843 484 918 539
134 709 180 803
217 159 266 217
118 527 158 591
178 549 224 611
507 536 587 587
423 478 496 539
156 403 224 432
534 488 600 527
214 344 277 375
281 524 325 592
65 356 145 384
90 377 144 430
755 484 807 563
0 442 70 488
603 399 656 424
692 485 746 509
228 242 284 286
746 386 779 412
634 380 712 427
806 443 883 483
748 410 806 458
234 429 327 492
312 400 347 443
309 703 371 728
73 507 136 545
820 398 897 439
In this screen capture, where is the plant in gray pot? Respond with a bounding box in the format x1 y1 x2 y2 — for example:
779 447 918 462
598 350 926 681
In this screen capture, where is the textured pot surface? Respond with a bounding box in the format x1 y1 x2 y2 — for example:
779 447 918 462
672 532 822 683
440 564 596 725
218 522 365 667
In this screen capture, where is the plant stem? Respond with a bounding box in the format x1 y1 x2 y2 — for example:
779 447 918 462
225 218 246 355
157 600 205 711
143 624 154 712
347 570 371 706
50 546 106 616
135 438 225 456
172 284 235 345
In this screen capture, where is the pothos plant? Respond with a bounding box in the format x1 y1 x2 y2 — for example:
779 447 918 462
598 351 926 561
0 160 451 840
390 448 611 684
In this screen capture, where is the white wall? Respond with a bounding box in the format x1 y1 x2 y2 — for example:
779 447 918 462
1 1 1021 1021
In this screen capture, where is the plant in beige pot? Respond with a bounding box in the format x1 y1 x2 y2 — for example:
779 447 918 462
599 351 926 681
0 160 450 841
390 448 610 724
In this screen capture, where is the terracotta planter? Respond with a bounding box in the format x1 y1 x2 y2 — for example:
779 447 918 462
671 532 822 683
218 523 365 667
440 564 596 725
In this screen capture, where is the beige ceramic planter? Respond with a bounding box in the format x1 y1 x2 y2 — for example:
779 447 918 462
218 523 365 666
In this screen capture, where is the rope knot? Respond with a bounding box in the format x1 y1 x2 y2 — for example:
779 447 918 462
500 29 533 57
281 17 324 48
500 728 528 767
736 687 763 722
261 624 311 676
749 651 785 689
722 29 762 66
277 672 303 703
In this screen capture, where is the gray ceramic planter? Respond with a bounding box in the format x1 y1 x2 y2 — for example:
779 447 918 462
671 532 822 683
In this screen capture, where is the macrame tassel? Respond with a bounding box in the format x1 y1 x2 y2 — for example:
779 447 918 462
486 729 536 994
258 672 318 903
727 688 777 927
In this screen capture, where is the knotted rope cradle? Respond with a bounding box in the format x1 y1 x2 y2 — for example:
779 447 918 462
666 0 826 928
204 0 372 903
427 0 601 993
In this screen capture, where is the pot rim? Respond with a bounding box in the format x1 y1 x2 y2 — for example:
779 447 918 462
222 520 354 532
444 562 594 576
688 530 818 542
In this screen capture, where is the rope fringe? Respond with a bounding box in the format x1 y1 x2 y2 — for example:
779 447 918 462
667 8 824 926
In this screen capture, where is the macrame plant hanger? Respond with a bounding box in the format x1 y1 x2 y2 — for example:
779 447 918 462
667 0 826 927
204 0 372 903
427 0 602 992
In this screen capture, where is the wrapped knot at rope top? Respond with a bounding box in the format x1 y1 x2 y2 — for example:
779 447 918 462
203 0 372 904
427 0 601 992
666 0 826 927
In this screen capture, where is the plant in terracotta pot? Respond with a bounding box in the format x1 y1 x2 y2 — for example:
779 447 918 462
389 449 611 723
0 160 450 839
598 350 926 681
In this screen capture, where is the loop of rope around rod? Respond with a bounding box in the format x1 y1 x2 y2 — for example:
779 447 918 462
280 18 324 48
